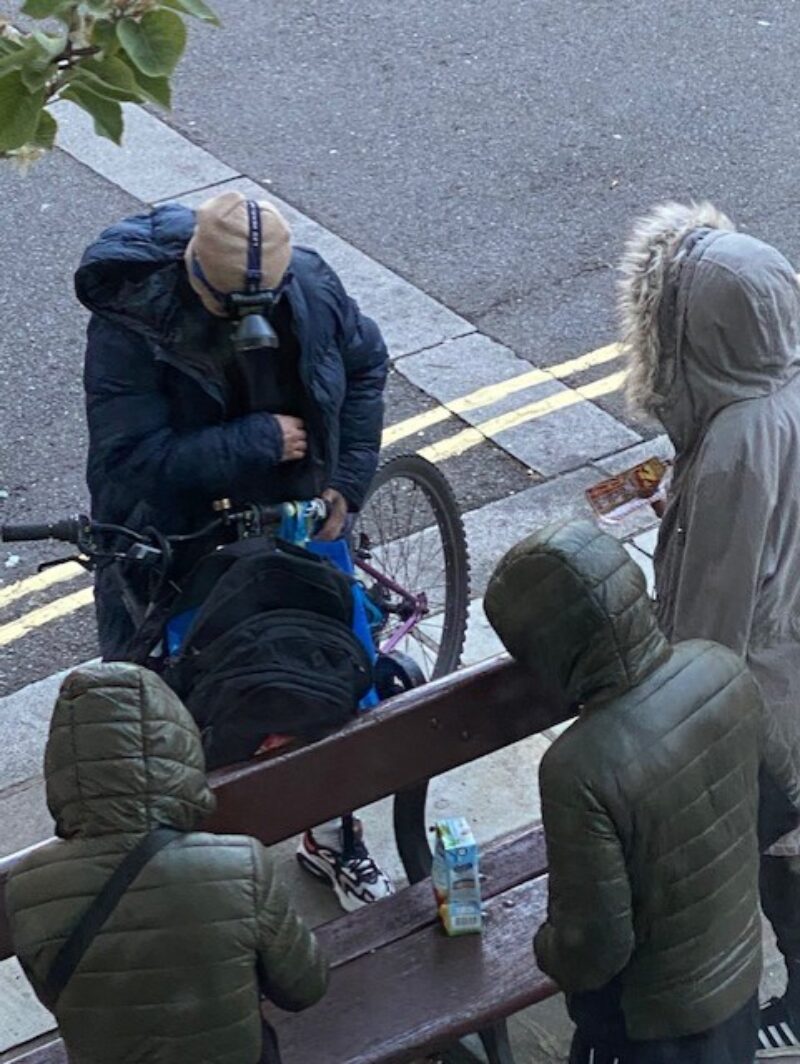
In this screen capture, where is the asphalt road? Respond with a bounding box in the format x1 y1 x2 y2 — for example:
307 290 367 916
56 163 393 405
2 0 799 693
167 0 800 421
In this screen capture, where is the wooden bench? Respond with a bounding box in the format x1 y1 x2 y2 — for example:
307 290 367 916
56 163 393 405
0 656 571 1064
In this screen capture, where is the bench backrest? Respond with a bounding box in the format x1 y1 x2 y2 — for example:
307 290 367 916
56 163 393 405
0 655 569 960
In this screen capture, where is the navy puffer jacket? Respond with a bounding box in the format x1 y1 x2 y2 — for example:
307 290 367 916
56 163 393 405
76 204 388 656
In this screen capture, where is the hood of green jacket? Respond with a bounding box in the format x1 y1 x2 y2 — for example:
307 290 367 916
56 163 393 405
45 662 216 838
485 520 669 706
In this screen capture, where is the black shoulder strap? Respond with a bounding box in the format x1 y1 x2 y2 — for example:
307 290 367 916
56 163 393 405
41 826 183 1010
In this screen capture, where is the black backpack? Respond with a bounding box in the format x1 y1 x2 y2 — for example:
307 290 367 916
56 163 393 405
162 539 373 769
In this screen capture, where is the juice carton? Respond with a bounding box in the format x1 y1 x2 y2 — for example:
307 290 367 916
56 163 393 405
431 817 482 936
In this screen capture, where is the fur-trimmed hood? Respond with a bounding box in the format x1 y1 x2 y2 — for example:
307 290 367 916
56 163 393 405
619 201 800 452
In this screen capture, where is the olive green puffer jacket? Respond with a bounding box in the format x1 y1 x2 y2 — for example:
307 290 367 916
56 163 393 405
5 663 327 1064
485 519 784 1041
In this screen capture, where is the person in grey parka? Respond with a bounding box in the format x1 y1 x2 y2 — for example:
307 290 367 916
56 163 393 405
619 200 800 1053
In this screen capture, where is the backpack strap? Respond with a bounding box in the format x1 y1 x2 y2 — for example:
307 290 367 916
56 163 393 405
40 826 183 1010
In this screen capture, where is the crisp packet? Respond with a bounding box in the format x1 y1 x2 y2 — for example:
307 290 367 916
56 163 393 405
585 457 671 523
431 817 483 936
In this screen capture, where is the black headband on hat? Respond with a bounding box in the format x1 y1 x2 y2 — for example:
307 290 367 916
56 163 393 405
244 199 262 293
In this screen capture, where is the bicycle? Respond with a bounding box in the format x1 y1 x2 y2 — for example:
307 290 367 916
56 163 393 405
1 452 470 688
2 452 470 888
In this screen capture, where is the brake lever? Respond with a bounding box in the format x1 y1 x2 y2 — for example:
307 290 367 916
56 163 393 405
37 554 95 574
126 542 166 567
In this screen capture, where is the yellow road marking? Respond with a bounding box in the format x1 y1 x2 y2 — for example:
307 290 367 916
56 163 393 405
449 368 550 413
2 346 628 644
480 370 627 435
0 561 85 612
0 586 94 648
418 427 485 463
550 342 623 378
419 370 627 463
382 406 451 445
384 342 623 446
579 370 628 400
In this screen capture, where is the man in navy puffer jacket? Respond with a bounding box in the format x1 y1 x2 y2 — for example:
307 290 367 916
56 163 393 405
75 190 391 912
76 190 387 656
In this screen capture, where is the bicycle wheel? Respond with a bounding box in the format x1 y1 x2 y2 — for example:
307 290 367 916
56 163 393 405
350 453 470 680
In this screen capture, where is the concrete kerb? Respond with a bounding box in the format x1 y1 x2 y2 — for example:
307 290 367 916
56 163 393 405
52 101 639 485
0 666 89 860
0 87 660 868
53 103 473 363
0 98 660 1058
162 176 475 361
398 334 641 476
50 101 238 205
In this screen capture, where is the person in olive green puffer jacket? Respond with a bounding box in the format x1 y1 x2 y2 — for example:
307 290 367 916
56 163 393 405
4 662 328 1064
485 519 800 1064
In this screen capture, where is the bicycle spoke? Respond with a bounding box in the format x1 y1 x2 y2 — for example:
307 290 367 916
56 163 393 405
410 626 441 655
353 455 469 681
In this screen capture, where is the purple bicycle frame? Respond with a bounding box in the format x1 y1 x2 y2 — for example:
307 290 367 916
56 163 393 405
354 555 429 656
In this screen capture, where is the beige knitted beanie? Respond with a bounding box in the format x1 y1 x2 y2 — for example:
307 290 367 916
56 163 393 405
185 190 292 314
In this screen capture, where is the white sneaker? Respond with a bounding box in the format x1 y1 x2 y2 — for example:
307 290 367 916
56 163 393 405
757 997 800 1057
296 822 395 913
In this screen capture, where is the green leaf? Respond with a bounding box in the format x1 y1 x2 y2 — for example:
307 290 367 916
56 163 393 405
20 0 69 18
72 54 146 101
159 0 220 25
30 107 57 148
20 63 51 92
116 10 186 77
61 82 123 143
30 30 65 59
118 51 171 106
16 33 62 91
0 38 35 77
91 18 118 53
0 72 46 151
82 0 115 12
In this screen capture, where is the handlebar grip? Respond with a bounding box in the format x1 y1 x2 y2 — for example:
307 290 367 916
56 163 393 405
0 518 82 544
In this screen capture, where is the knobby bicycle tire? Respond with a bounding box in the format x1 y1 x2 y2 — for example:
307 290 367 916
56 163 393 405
355 453 470 679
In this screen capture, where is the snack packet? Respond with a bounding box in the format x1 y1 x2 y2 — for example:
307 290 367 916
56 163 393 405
586 457 671 523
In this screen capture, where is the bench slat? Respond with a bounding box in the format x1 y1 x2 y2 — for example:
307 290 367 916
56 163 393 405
0 1037 64 1063
0 829 548 1064
204 657 566 846
0 658 566 960
317 825 547 968
272 876 556 1064
0 655 567 1063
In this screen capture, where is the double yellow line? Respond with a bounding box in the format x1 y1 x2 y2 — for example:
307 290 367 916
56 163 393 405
0 563 92 648
384 342 624 460
0 342 627 651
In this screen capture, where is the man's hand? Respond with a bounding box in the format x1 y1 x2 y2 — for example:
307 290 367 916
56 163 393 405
275 415 307 462
315 488 348 541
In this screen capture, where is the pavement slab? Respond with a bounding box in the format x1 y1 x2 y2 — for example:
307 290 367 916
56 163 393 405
0 14 787 1054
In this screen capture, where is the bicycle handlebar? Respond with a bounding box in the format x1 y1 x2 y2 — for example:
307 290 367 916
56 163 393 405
0 499 329 550
0 517 84 544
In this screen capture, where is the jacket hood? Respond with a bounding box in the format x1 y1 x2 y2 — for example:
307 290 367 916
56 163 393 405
619 200 800 452
74 203 196 343
485 520 669 707
45 662 216 838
